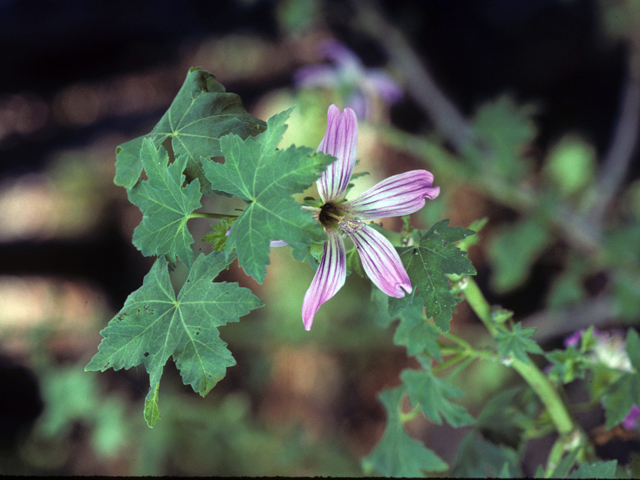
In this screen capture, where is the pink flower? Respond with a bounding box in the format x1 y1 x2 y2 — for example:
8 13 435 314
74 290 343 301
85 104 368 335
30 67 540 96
302 104 439 330
623 404 640 431
295 39 403 119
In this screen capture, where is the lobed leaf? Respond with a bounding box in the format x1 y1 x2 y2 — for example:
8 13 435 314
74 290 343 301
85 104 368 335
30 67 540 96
361 386 448 477
397 219 476 332
494 323 544 364
127 139 203 267
204 108 335 282
115 67 266 192
85 252 263 426
401 368 475 428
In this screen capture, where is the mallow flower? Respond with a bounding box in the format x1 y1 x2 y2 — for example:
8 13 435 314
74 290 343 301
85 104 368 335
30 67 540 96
295 39 403 119
302 104 439 330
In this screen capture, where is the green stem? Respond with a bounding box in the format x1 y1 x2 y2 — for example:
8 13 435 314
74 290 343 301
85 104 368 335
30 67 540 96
461 276 587 450
188 212 239 220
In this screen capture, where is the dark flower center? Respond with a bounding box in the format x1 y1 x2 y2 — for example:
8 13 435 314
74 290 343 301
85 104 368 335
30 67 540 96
318 202 340 226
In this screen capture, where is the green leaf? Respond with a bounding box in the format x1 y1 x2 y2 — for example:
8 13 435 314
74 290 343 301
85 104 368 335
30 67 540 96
202 218 235 252
128 139 202 267
115 67 266 192
549 449 580 479
489 217 552 292
361 386 448 477
85 252 263 425
144 382 161 428
401 367 475 428
204 108 335 282
544 135 596 198
476 387 539 450
495 323 544 364
470 95 537 183
567 460 617 479
626 326 640 371
394 298 442 361
603 329 640 428
451 431 521 478
545 346 590 384
397 220 476 332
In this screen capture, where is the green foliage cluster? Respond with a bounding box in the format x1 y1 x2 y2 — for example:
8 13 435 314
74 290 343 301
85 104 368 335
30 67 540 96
87 68 335 425
85 57 640 478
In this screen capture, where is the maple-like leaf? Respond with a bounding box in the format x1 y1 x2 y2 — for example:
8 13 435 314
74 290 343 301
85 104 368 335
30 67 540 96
362 386 448 477
128 138 202 267
401 361 475 428
115 67 266 192
495 323 544 364
85 252 263 427
203 108 335 282
397 220 476 332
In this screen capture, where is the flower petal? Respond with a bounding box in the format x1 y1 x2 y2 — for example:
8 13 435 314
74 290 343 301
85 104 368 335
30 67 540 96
342 170 439 220
294 65 340 89
320 39 363 72
317 105 358 203
351 225 411 297
364 69 403 104
302 230 347 331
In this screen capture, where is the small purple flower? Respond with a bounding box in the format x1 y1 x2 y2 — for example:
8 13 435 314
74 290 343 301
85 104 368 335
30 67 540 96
301 104 439 330
564 328 632 371
623 405 640 430
295 39 403 119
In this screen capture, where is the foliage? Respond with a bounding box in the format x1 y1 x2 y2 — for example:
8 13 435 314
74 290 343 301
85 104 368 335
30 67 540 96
73 5 640 472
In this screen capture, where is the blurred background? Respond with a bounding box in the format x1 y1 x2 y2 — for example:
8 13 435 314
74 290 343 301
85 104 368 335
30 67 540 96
1 0 639 475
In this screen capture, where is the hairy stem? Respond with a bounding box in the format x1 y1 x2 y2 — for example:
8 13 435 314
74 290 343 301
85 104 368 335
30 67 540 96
461 277 592 459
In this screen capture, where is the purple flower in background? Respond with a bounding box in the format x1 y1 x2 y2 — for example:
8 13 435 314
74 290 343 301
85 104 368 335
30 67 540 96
301 104 439 330
564 328 631 372
622 404 640 431
295 39 403 119
564 328 603 348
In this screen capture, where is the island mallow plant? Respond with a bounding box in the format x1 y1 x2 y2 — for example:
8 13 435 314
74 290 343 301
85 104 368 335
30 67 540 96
86 67 636 478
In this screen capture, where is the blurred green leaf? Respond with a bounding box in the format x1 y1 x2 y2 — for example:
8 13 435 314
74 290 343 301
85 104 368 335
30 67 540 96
546 260 588 310
567 460 617 479
548 449 580 479
470 95 537 183
545 346 590 384
489 217 552 292
394 296 442 361
36 365 129 458
602 329 640 428
451 430 521 478
476 387 539 450
203 108 334 282
361 386 448 477
128 139 202 268
85 253 263 426
115 67 266 192
495 323 544 364
544 135 596 198
397 219 476 332
401 366 475 428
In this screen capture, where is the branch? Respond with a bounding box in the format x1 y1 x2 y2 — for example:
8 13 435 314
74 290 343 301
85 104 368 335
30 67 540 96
589 47 640 226
352 0 475 152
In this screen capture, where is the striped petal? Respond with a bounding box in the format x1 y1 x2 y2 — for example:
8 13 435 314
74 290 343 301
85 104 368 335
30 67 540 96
342 170 439 220
317 105 358 203
351 225 411 297
302 230 347 331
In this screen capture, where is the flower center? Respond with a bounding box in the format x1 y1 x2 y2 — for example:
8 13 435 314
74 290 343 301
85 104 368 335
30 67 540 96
318 202 340 227
337 216 365 235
